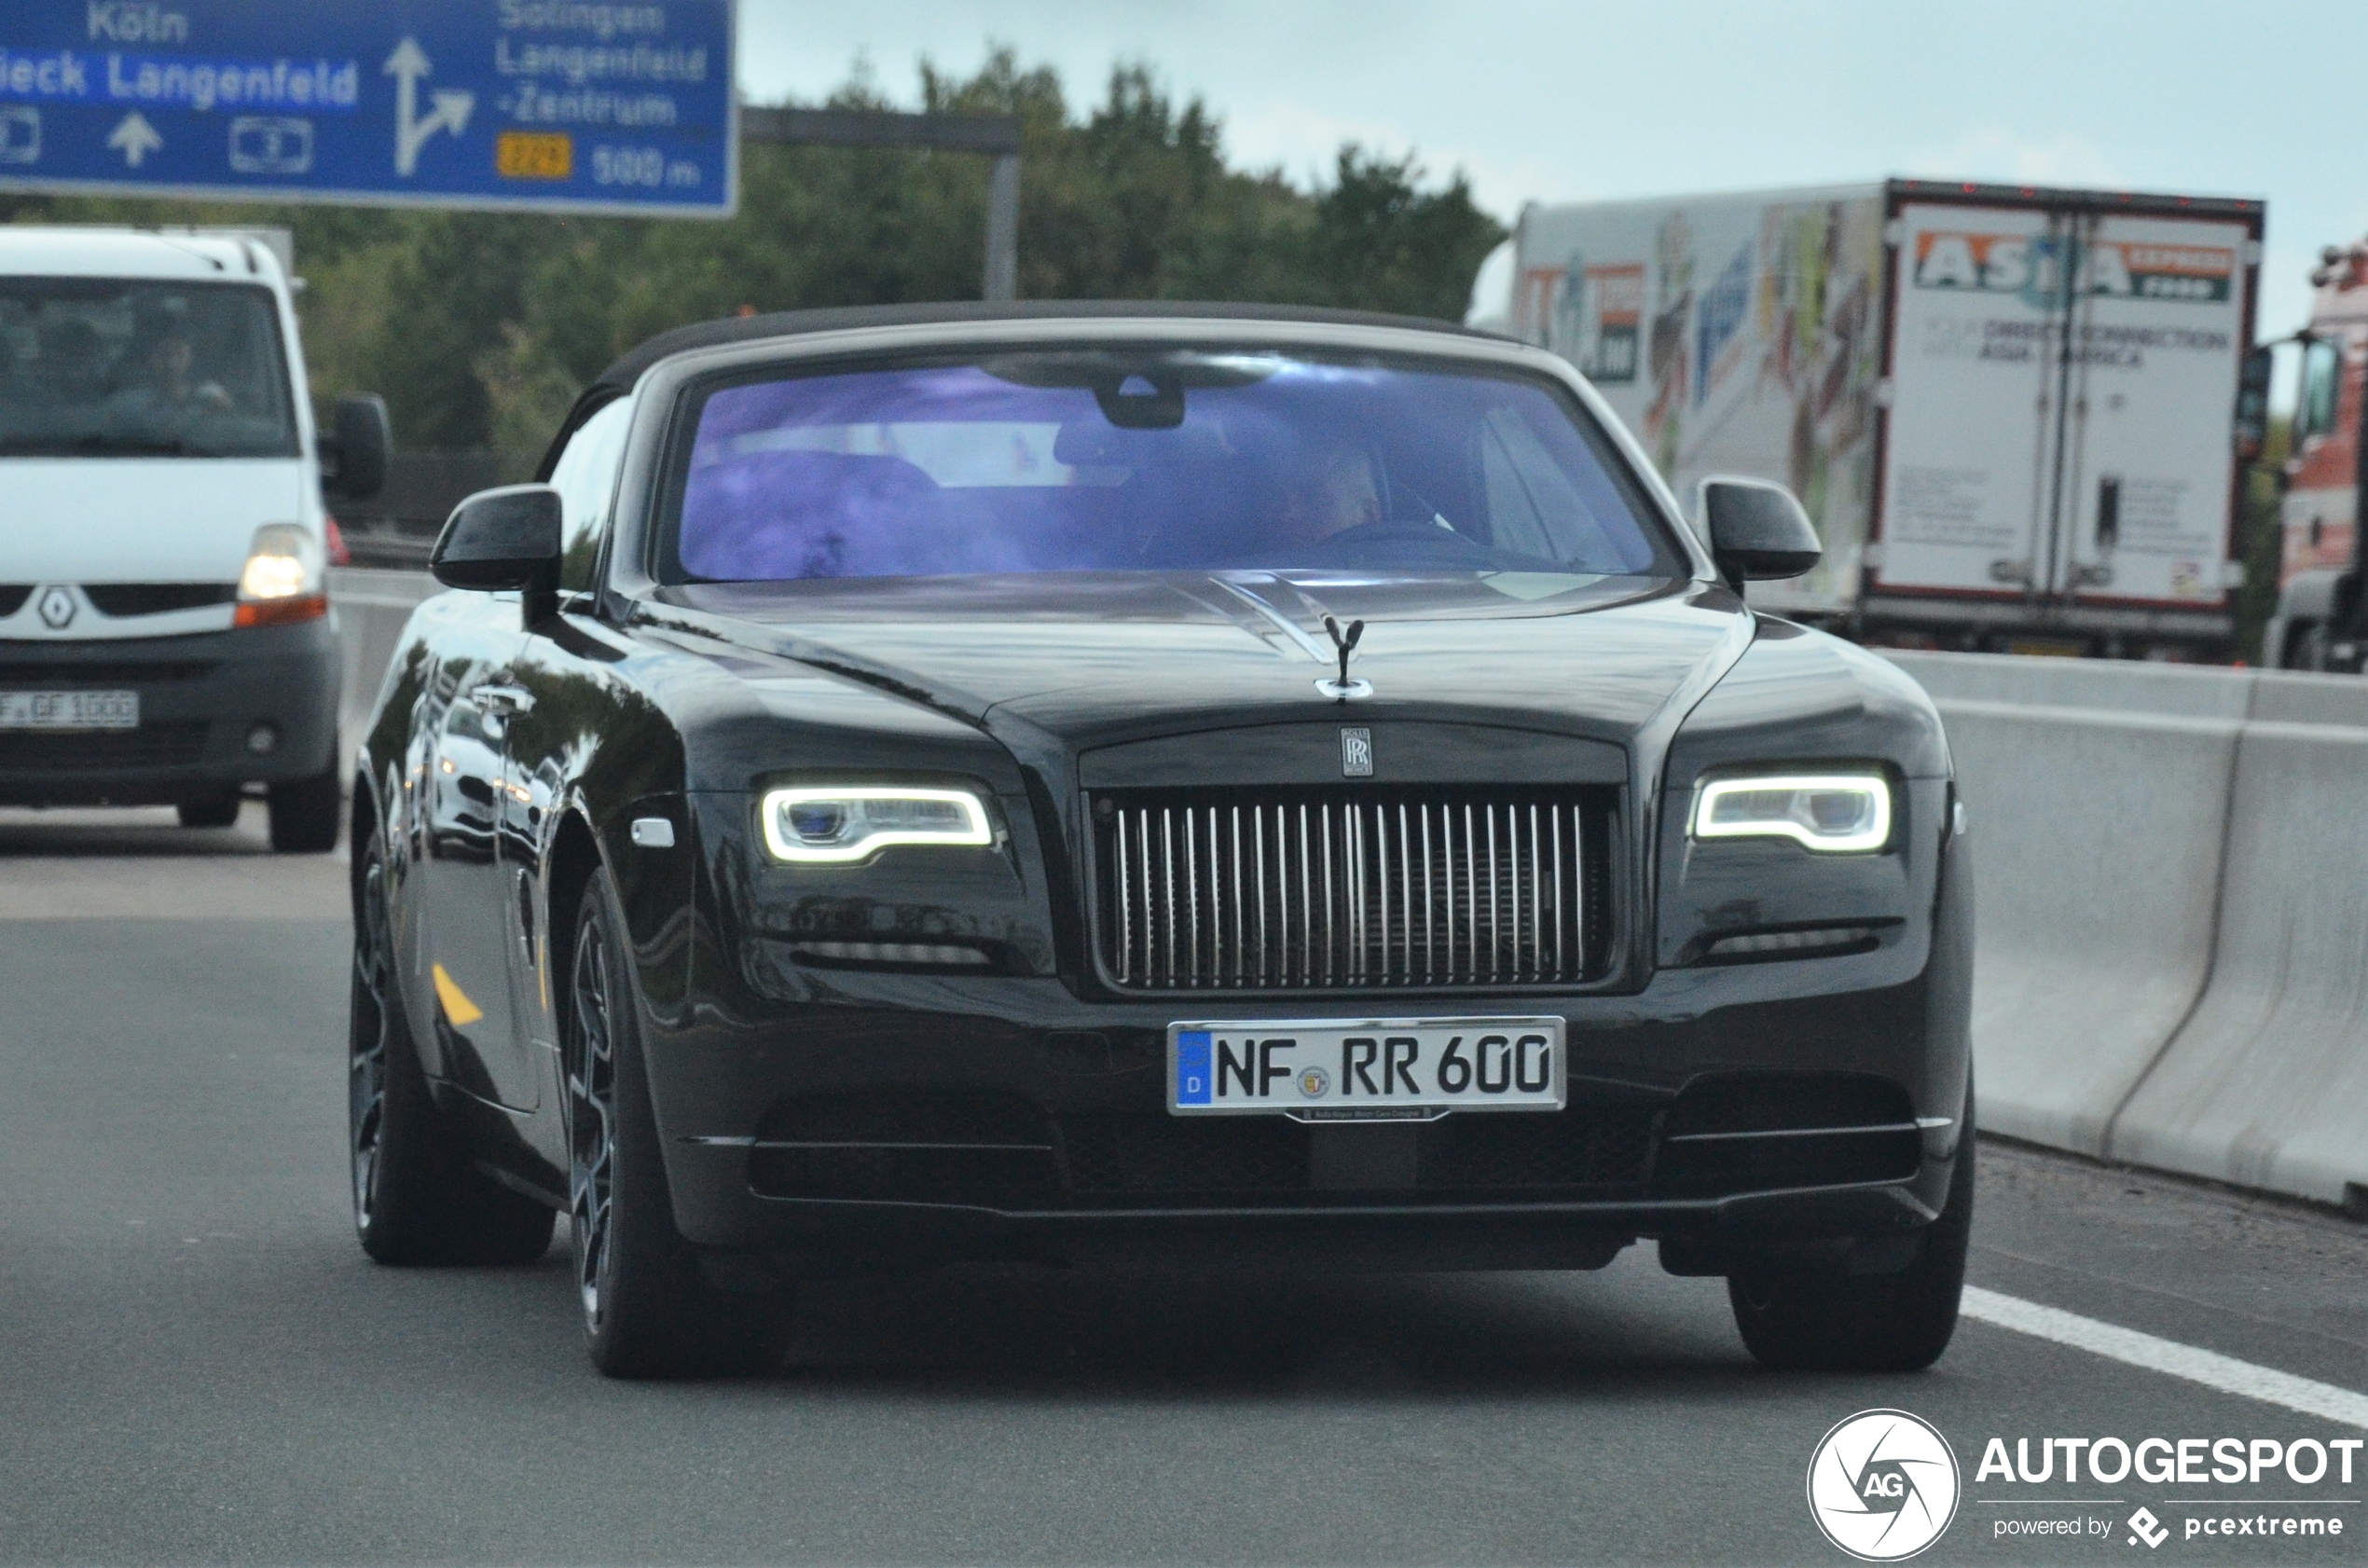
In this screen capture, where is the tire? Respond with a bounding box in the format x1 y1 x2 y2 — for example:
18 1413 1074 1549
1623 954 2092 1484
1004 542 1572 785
570 869 781 1378
1727 1104 1975 1373
177 790 241 829
2284 622 2327 672
351 833 555 1266
269 766 342 853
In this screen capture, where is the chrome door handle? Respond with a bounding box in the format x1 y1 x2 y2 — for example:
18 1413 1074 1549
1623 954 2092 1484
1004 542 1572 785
476 684 535 715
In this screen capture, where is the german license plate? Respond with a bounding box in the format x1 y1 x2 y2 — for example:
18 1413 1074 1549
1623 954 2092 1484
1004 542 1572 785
1169 1017 1564 1119
0 690 138 730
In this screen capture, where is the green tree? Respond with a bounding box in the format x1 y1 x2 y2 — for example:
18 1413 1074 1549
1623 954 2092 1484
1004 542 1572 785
1299 145 1505 320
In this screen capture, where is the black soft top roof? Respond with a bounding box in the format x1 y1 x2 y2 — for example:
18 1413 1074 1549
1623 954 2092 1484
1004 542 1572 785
588 298 1504 395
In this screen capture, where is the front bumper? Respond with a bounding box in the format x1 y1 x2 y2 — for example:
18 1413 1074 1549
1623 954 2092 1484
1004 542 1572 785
0 616 339 805
642 926 1974 1269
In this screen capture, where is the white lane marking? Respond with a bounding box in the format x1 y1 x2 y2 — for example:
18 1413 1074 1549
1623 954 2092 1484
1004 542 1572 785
1962 1286 2368 1429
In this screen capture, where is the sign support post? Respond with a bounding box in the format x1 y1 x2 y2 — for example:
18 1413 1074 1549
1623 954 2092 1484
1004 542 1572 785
739 108 1023 302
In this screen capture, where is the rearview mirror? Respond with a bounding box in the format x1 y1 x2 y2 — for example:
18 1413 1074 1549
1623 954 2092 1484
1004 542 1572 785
1700 476 1822 589
431 485 562 593
319 392 392 501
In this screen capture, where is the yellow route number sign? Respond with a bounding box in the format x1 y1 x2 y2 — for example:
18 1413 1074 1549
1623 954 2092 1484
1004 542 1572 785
496 132 574 182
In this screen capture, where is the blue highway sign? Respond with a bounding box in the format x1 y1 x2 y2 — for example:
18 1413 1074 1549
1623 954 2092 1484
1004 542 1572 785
0 1 736 215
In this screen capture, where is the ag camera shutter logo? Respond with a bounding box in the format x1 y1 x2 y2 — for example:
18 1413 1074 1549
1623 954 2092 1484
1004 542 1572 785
1808 1409 1961 1561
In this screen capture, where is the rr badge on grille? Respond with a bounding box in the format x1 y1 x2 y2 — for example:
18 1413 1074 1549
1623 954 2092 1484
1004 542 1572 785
1340 726 1373 777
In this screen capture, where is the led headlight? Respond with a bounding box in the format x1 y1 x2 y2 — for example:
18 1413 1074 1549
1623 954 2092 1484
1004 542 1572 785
1691 773 1892 853
235 522 327 628
760 787 993 864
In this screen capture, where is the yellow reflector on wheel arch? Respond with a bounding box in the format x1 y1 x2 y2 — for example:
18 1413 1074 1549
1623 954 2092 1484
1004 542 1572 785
432 963 486 1026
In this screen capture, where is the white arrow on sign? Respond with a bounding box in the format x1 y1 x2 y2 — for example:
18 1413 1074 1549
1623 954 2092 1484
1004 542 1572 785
384 37 475 177
106 111 162 168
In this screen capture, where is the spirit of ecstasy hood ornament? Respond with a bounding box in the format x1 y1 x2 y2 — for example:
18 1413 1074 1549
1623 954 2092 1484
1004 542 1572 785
1315 614 1372 702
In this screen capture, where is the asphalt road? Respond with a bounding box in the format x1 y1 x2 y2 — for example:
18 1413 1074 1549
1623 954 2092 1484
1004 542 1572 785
2 806 2363 1565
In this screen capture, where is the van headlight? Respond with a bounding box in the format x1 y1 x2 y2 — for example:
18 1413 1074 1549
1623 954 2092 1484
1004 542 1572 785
1691 773 1892 853
234 523 327 628
760 787 994 864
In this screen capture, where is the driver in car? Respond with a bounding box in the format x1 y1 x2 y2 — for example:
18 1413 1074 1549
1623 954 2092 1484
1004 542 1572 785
110 329 233 420
1272 434 1384 550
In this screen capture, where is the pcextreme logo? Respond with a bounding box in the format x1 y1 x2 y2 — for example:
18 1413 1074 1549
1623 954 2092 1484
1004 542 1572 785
1912 231 2234 304
1809 1409 1962 1561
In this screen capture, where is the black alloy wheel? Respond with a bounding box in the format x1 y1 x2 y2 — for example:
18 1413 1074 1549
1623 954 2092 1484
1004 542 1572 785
350 830 555 1265
569 870 784 1377
1727 1094 1976 1373
567 904 618 1329
351 851 395 1242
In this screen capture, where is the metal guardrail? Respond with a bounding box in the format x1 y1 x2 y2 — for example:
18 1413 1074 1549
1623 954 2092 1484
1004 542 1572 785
339 526 436 571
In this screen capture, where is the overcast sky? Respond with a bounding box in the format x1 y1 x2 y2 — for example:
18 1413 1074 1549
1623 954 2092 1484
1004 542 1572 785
737 0 2354 349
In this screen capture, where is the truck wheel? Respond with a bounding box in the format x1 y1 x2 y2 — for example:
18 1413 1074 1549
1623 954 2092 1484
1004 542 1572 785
268 767 341 853
570 869 783 1378
1727 1110 1975 1373
177 790 241 829
351 834 555 1266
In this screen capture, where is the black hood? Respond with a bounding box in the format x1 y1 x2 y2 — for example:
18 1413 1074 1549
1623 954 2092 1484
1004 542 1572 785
661 571 1752 756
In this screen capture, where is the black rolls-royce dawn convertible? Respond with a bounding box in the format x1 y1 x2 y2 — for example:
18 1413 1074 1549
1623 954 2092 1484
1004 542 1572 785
349 301 1973 1378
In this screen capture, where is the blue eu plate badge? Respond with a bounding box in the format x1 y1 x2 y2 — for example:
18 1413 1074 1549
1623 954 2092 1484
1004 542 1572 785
1175 1030 1212 1105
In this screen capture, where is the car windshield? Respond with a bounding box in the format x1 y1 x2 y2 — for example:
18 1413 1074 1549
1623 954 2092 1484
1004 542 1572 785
663 350 1679 583
0 278 298 458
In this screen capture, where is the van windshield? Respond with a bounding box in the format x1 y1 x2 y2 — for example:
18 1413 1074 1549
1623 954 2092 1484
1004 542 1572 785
0 279 298 458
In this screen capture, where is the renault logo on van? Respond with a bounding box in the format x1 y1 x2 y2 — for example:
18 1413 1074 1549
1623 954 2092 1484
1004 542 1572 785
37 587 76 629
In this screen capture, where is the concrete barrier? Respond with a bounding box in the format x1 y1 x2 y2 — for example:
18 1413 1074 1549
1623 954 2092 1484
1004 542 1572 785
2107 721 2368 1207
2245 669 2368 728
1885 649 2255 720
1936 700 2240 1157
1887 648 2368 727
1883 650 2368 1209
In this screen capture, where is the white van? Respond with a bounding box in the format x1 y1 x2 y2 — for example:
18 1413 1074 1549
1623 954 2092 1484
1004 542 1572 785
0 227 388 850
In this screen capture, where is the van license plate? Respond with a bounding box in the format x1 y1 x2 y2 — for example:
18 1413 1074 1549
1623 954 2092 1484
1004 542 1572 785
1169 1017 1564 1119
0 691 139 730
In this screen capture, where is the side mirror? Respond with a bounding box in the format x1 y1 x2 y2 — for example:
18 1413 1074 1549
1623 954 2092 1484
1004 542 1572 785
319 392 392 501
2294 337 2342 445
1700 476 1822 589
431 485 562 592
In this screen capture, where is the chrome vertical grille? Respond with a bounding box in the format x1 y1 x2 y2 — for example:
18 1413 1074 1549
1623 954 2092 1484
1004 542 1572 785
1096 789 1604 991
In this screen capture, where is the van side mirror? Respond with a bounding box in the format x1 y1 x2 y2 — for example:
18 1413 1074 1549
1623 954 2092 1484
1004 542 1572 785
432 485 562 593
320 393 392 500
1700 476 1822 590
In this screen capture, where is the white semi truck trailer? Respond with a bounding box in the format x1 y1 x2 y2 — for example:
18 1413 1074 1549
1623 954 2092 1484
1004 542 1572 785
1473 179 2265 657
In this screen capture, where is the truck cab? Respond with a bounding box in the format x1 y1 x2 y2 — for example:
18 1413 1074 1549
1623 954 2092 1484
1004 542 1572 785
2269 241 2368 672
0 227 389 847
